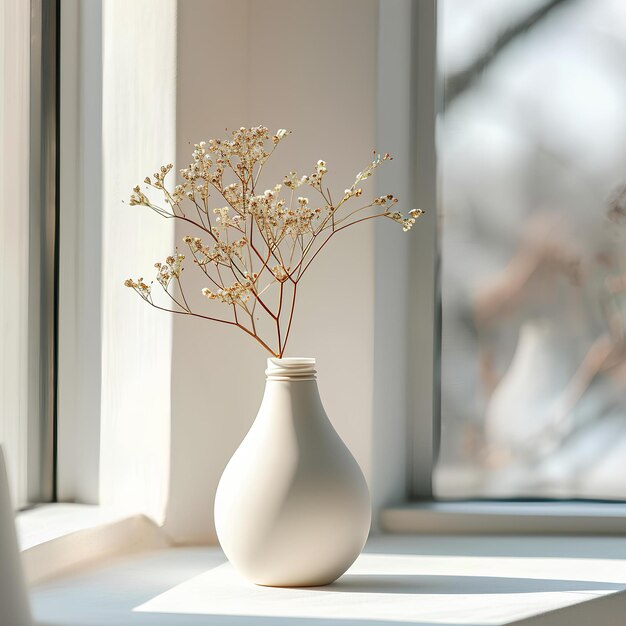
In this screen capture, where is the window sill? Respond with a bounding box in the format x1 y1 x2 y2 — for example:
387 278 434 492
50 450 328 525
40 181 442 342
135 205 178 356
30 534 626 625
381 501 626 535
17 503 168 584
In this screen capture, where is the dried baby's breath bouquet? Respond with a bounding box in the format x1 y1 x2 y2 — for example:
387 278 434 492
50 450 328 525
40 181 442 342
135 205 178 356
125 126 421 356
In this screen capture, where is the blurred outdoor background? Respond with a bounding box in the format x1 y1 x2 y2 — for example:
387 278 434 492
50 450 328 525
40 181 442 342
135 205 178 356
436 0 626 499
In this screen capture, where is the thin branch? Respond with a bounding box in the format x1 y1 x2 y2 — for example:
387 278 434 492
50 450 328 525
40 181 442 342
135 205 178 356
280 283 298 358
143 298 236 327
129 129 412 359
298 213 387 280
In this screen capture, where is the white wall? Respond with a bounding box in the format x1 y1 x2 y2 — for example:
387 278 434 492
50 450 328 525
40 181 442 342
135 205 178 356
165 0 379 544
99 0 177 523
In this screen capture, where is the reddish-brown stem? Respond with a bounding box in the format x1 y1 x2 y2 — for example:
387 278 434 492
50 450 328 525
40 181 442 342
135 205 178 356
174 276 191 311
189 250 223 290
298 213 387 280
161 282 189 312
249 239 276 282
245 305 257 335
276 281 284 354
235 261 277 322
143 297 277 356
333 212 387 233
190 196 208 229
236 318 277 356
145 299 236 327
280 283 298 358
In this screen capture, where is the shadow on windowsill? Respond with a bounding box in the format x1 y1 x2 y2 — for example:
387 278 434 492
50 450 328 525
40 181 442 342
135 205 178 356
317 573 624 595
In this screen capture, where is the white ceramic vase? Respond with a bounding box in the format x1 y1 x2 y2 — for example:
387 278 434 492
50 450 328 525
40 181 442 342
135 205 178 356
214 357 371 587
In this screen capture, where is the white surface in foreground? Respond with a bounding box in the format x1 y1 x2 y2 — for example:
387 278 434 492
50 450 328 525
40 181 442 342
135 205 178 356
31 535 626 626
134 551 626 624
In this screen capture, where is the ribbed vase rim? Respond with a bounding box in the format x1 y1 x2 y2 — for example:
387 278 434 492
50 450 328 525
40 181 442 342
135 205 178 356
265 357 317 381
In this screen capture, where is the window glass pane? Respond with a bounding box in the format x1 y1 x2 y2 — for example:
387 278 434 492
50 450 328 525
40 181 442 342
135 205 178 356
437 0 626 499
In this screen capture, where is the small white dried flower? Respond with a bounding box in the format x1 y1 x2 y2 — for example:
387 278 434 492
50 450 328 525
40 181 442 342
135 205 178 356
124 277 151 298
271 265 290 282
283 171 309 189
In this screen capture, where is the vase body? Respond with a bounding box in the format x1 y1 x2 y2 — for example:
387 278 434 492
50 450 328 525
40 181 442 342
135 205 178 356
214 358 371 587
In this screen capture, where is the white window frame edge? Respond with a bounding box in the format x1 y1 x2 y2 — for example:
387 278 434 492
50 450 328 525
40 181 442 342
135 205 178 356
56 0 102 504
0 0 60 511
18 1 174 574
25 0 58 505
407 0 440 501
373 0 438 512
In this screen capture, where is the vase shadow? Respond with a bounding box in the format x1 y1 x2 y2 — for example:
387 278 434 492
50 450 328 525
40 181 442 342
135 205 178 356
314 573 625 595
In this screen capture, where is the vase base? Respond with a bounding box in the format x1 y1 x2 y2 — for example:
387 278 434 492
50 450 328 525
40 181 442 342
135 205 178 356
253 577 340 588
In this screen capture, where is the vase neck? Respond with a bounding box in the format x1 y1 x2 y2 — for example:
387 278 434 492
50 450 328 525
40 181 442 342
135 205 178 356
265 357 317 381
259 359 325 427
